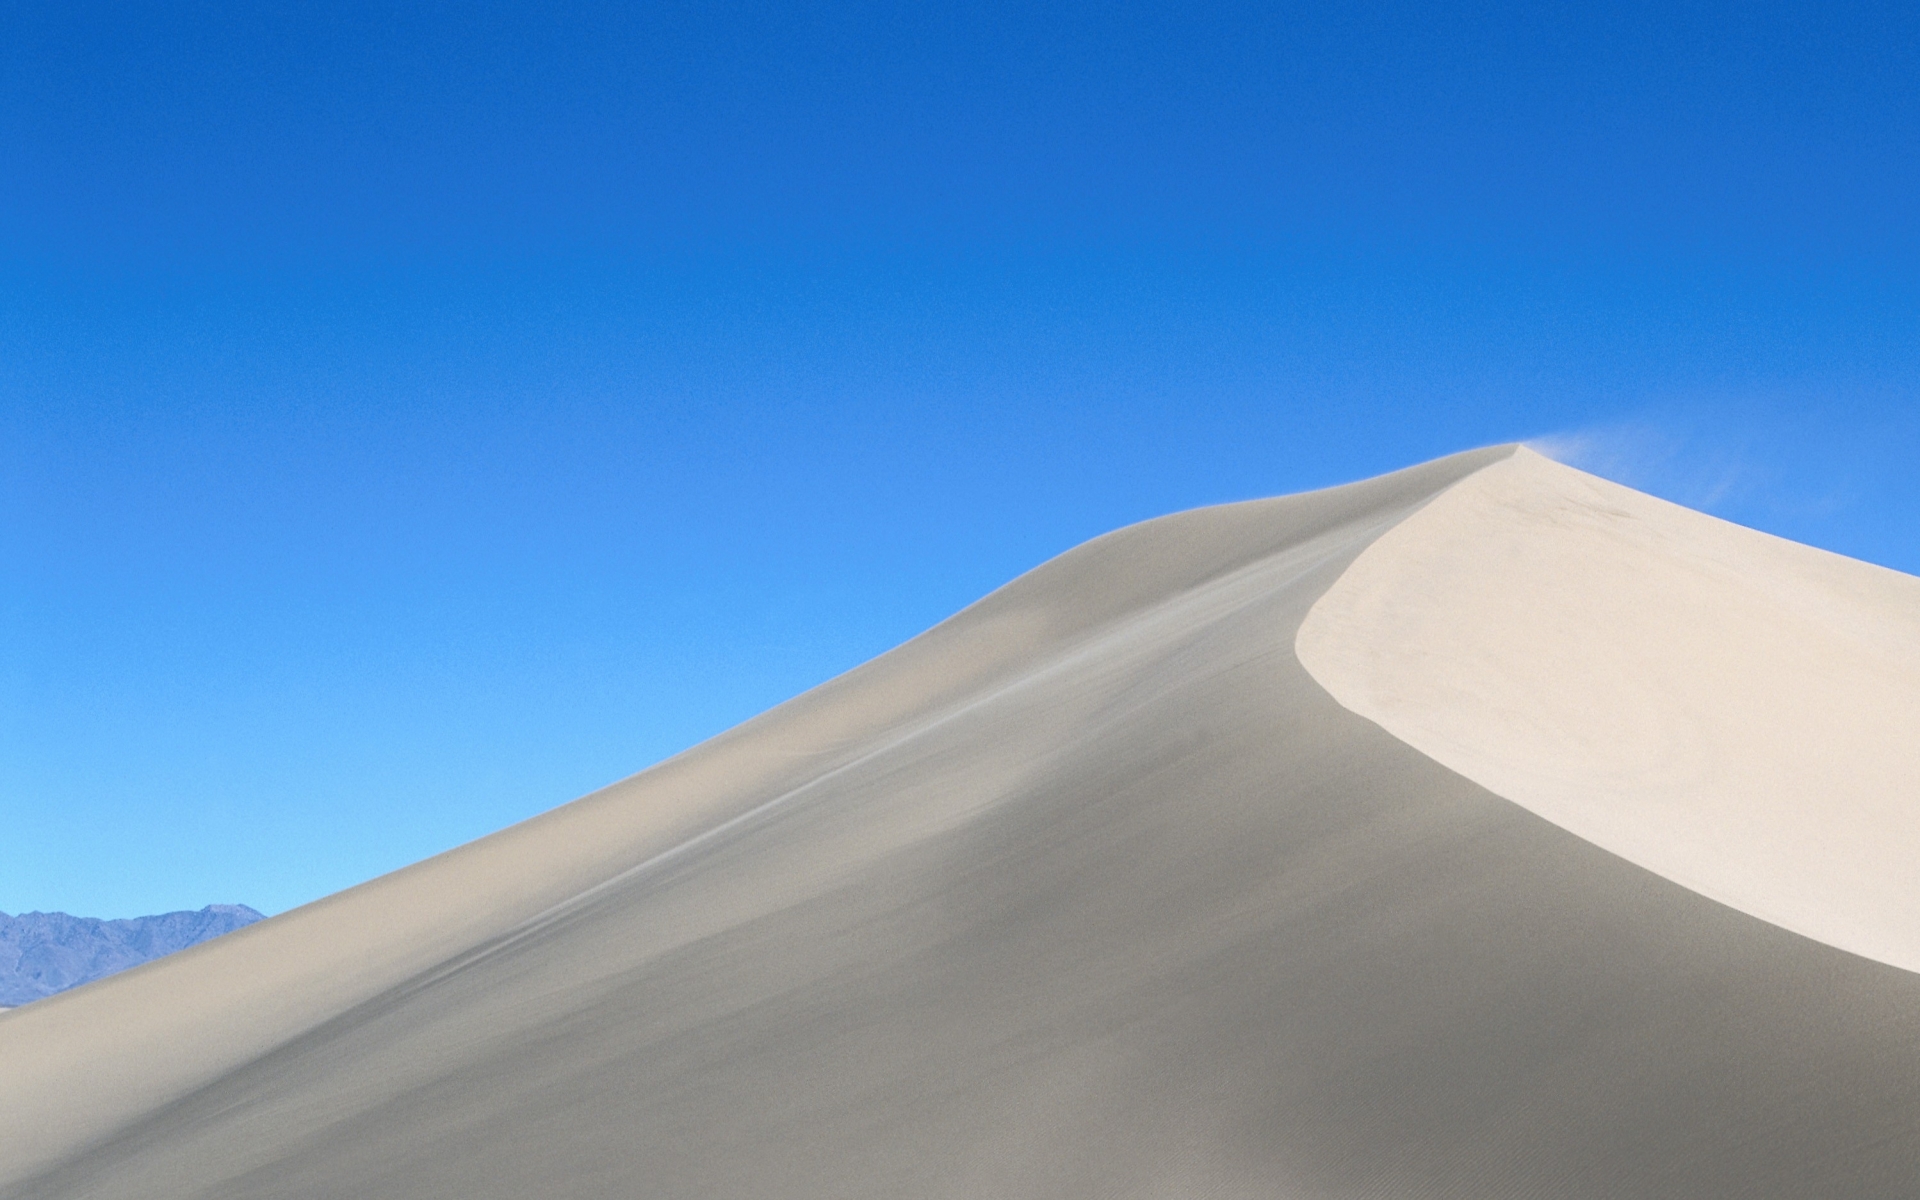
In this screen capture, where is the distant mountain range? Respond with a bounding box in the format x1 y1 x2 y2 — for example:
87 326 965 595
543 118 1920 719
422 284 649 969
0 905 264 1007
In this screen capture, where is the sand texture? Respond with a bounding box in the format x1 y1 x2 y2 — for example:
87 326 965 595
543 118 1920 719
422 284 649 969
1299 447 1920 975
5 444 1919 1198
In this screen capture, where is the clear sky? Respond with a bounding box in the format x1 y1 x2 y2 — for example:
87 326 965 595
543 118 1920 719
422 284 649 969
4 1 1916 917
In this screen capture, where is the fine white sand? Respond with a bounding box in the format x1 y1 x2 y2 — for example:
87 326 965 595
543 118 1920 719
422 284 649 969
1299 447 1920 975
6 445 1919 1199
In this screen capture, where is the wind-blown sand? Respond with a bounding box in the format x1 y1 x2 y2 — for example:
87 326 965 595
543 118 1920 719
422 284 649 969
3 445 1917 1198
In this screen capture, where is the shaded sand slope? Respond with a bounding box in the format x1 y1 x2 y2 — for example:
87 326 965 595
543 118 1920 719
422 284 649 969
1299 447 1920 976
7 445 1920 1198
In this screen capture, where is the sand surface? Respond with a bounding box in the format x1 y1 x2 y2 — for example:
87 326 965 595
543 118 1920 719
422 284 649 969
1299 447 1920 974
5 444 1919 1198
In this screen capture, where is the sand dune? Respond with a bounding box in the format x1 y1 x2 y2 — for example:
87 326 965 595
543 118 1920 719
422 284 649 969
4 445 1918 1198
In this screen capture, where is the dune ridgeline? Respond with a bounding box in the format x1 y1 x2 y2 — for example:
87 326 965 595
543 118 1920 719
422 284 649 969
4 445 1917 1199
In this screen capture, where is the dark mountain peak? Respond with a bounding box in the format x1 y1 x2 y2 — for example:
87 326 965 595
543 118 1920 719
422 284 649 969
0 905 266 1007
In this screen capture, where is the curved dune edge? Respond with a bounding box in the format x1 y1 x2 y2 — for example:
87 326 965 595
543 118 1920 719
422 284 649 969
1297 447 1920 975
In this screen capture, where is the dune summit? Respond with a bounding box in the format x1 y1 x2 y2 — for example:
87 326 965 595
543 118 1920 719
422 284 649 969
1298 447 1920 976
3 446 1918 1198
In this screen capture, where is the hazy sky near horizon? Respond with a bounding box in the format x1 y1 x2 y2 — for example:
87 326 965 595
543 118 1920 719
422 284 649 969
4 0 1917 917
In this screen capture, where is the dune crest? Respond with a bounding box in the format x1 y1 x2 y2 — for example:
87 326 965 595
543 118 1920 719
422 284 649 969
1299 446 1920 974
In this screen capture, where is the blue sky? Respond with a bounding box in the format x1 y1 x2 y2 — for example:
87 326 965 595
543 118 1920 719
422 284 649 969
3 1 1916 917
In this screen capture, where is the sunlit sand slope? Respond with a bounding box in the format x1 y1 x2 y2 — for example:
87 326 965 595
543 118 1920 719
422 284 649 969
6 444 1920 1199
1299 447 1920 975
